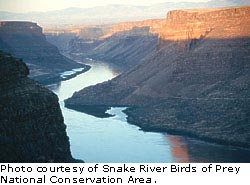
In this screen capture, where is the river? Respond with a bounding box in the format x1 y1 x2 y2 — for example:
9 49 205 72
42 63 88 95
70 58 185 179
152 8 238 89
47 62 250 163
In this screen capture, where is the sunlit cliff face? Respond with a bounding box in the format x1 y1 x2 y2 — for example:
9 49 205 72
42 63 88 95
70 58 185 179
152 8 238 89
159 6 250 43
101 19 165 39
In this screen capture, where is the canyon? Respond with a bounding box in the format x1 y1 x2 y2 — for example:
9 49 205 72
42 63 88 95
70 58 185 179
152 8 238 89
0 51 74 162
65 6 250 148
47 19 164 71
1 3 250 163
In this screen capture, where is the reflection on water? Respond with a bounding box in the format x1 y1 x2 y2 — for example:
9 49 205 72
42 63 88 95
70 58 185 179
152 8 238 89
168 136 250 163
166 136 190 163
47 63 117 101
48 63 250 163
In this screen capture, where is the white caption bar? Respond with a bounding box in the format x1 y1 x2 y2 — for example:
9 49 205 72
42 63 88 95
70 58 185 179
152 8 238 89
0 163 249 185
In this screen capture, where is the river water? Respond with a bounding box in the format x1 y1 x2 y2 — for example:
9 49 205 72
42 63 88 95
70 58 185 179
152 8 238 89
47 62 250 163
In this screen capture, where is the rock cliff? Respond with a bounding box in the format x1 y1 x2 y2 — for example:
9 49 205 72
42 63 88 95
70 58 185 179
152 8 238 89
101 19 165 39
159 6 250 44
65 6 250 148
0 51 73 162
0 21 83 84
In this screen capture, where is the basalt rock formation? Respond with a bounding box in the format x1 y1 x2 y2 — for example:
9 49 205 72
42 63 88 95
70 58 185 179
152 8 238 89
65 6 250 148
0 21 83 84
0 51 73 162
101 19 165 39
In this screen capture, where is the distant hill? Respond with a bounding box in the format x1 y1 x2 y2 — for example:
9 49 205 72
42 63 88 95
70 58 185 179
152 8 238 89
1 0 249 28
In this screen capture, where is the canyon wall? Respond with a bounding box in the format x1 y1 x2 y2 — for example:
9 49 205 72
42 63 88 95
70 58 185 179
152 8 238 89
65 6 250 148
84 26 159 71
0 21 83 84
101 19 165 39
159 6 250 45
0 51 73 162
67 20 164 71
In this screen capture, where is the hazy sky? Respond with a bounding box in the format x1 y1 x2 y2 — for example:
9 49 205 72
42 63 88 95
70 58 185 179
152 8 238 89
0 0 210 13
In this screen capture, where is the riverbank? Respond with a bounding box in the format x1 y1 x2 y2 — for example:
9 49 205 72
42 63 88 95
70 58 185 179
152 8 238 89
65 104 113 118
64 102 250 150
35 64 91 86
64 82 250 150
123 100 250 150
65 87 250 150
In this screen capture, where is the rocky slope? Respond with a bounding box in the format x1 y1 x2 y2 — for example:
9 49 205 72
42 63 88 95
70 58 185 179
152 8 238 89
86 27 158 71
0 51 73 162
100 19 165 39
65 6 250 148
68 20 164 71
0 21 84 84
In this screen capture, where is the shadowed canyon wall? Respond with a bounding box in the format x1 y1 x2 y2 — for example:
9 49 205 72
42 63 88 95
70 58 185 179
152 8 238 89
0 51 73 162
0 21 83 84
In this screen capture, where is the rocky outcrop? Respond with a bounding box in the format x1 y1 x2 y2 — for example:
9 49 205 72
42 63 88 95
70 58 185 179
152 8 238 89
0 51 73 162
159 6 250 45
65 6 250 148
0 21 83 84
